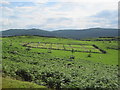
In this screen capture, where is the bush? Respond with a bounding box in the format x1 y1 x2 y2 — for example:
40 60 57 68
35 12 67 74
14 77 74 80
16 69 32 81
87 54 91 57
26 47 31 51
40 71 71 88
70 55 75 59
9 51 18 54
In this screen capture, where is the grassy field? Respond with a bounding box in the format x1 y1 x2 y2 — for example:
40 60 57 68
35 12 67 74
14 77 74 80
2 36 119 89
2 77 47 88
25 42 101 53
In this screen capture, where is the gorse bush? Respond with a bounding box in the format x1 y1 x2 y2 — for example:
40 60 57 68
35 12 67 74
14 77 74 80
16 69 33 81
40 71 71 88
26 47 31 51
87 54 91 57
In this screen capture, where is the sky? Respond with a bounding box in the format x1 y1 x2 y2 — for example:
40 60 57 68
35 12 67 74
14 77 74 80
0 0 119 31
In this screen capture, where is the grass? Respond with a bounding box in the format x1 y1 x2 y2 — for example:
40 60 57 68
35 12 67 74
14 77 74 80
2 36 119 89
0 76 2 89
2 77 47 88
26 42 101 53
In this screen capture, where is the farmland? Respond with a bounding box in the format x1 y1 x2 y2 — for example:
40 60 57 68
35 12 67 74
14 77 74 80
25 42 101 53
2 36 119 89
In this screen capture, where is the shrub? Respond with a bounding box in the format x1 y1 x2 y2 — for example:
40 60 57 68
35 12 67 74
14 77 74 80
70 55 75 59
40 71 71 88
26 47 31 51
9 51 18 54
15 69 32 81
87 54 91 57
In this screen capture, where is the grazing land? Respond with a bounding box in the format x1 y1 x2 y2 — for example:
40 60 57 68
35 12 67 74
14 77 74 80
25 42 101 53
2 77 46 88
2 36 119 89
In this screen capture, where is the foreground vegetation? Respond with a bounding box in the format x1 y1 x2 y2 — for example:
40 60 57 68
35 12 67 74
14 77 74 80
2 77 46 88
2 36 119 89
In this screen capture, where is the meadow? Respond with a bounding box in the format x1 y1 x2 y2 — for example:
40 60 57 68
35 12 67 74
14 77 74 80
25 42 101 53
2 36 119 89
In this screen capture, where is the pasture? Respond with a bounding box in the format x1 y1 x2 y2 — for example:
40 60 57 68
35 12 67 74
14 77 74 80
2 36 119 89
24 42 101 53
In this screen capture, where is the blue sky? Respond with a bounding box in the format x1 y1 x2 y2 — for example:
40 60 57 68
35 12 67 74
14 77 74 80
0 0 118 31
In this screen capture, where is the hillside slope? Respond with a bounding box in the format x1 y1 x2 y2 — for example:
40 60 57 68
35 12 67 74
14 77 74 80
1 28 118 39
2 77 47 88
53 28 118 39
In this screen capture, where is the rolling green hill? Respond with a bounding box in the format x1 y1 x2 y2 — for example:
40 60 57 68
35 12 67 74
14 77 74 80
2 36 119 89
1 28 118 39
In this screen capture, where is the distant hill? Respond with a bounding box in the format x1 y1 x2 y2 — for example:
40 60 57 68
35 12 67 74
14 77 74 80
1 29 54 37
1 28 118 39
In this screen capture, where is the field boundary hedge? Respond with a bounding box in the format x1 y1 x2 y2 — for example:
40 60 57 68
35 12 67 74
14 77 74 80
22 42 106 54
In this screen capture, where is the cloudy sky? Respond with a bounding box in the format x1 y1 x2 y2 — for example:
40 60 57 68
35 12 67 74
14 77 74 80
0 0 119 31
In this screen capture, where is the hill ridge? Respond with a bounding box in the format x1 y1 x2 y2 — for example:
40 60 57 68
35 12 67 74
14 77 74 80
1 28 118 39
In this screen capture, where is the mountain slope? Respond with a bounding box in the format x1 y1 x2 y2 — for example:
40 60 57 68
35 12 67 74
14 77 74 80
1 28 118 39
53 28 118 39
2 29 54 37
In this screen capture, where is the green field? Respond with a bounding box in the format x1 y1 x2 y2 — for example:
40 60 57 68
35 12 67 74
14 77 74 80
25 42 101 53
2 77 47 88
2 36 119 89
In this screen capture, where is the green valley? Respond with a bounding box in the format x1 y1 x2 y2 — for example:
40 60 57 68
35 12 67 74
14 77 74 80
2 36 119 89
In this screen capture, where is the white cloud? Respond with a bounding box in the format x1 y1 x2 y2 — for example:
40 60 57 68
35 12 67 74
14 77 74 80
5 0 119 3
0 0 10 5
1 7 14 16
0 1 118 31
